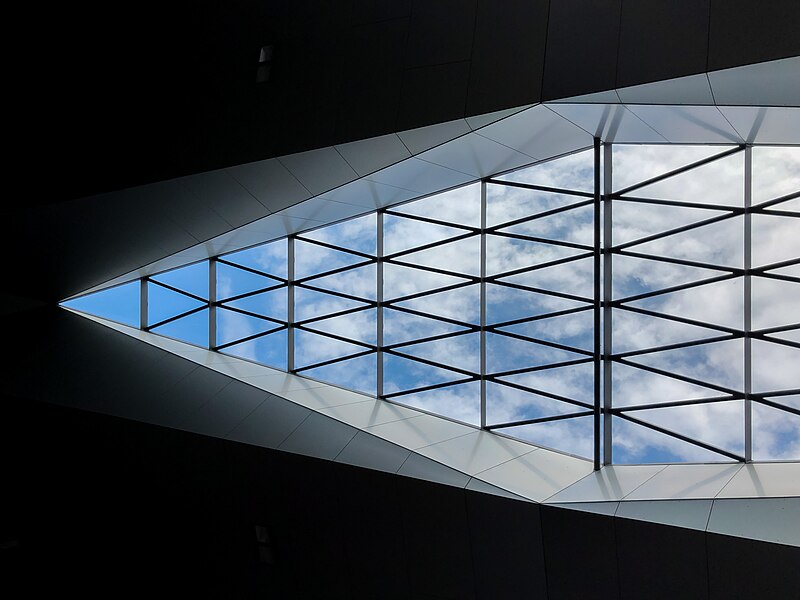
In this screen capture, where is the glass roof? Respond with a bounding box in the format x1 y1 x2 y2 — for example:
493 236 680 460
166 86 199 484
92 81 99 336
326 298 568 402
63 144 800 464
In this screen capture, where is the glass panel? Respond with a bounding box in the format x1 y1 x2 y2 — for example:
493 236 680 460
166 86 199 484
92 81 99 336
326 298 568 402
391 380 481 426
217 261 280 301
221 329 287 370
612 145 725 192
151 308 209 348
612 416 731 464
302 353 376 396
392 183 480 227
301 212 377 255
621 150 743 207
151 261 208 299
499 416 594 459
752 402 800 461
147 281 205 326
751 146 800 204
62 281 139 327
496 148 594 192
217 307 279 347
223 240 287 278
486 381 586 425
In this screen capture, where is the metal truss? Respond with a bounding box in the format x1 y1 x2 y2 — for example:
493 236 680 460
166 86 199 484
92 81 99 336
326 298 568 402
135 141 800 468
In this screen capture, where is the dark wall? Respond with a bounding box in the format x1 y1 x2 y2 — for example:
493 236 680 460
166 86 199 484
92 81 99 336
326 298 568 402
11 0 799 205
3 306 799 598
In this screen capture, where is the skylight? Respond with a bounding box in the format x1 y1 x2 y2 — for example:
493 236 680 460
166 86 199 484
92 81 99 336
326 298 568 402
63 144 800 465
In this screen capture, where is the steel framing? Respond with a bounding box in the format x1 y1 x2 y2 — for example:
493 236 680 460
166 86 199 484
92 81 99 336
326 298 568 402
132 144 800 467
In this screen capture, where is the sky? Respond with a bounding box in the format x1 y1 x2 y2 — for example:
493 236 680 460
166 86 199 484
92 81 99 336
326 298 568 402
64 144 800 464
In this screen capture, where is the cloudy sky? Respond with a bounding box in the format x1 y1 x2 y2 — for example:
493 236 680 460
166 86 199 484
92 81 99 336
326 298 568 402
68 144 799 464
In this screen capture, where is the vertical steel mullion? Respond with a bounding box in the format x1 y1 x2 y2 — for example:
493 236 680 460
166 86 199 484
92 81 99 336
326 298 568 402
377 211 385 398
593 137 602 471
287 235 295 373
744 145 752 462
603 142 614 465
480 180 488 429
208 258 217 350
140 277 148 330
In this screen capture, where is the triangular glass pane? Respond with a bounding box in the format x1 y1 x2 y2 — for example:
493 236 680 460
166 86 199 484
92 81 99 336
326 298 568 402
295 286 369 322
486 283 589 325
301 212 377 255
62 281 139 327
390 380 480 426
486 381 583 425
384 213 469 256
302 352 376 396
780 197 800 212
487 331 580 373
486 234 585 277
752 339 800 394
499 202 595 246
151 261 208 300
396 332 480 375
295 238 367 280
217 261 278 301
752 214 800 269
383 353 469 393
623 150 744 207
151 308 208 348
399 235 480 277
626 339 744 393
627 399 744 458
497 148 595 193
499 416 594 459
223 240 287 278
384 262 467 302
498 255 594 300
294 329 368 369
216 307 279 347
766 328 800 344
612 416 731 464
221 329 287 370
392 183 480 227
612 145 726 193
629 215 744 269
613 309 727 354
498 310 594 354
223 287 287 321
612 200 726 246
497 361 594 405
752 277 800 330
383 307 470 347
752 146 800 205
392 283 480 325
761 394 800 411
612 361 723 408
486 185 589 229
770 263 800 278
304 308 377 346
627 277 743 330
613 253 727 301
752 401 800 461
147 281 205 326
308 262 377 301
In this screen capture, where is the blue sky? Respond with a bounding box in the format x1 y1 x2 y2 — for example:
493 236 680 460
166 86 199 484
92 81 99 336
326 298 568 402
63 145 800 464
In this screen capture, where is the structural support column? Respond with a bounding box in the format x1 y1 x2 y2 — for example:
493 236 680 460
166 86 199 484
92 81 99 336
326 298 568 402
593 138 602 471
287 235 296 373
139 277 148 331
744 145 753 462
208 258 217 350
377 211 385 398
603 142 614 465
480 180 488 429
